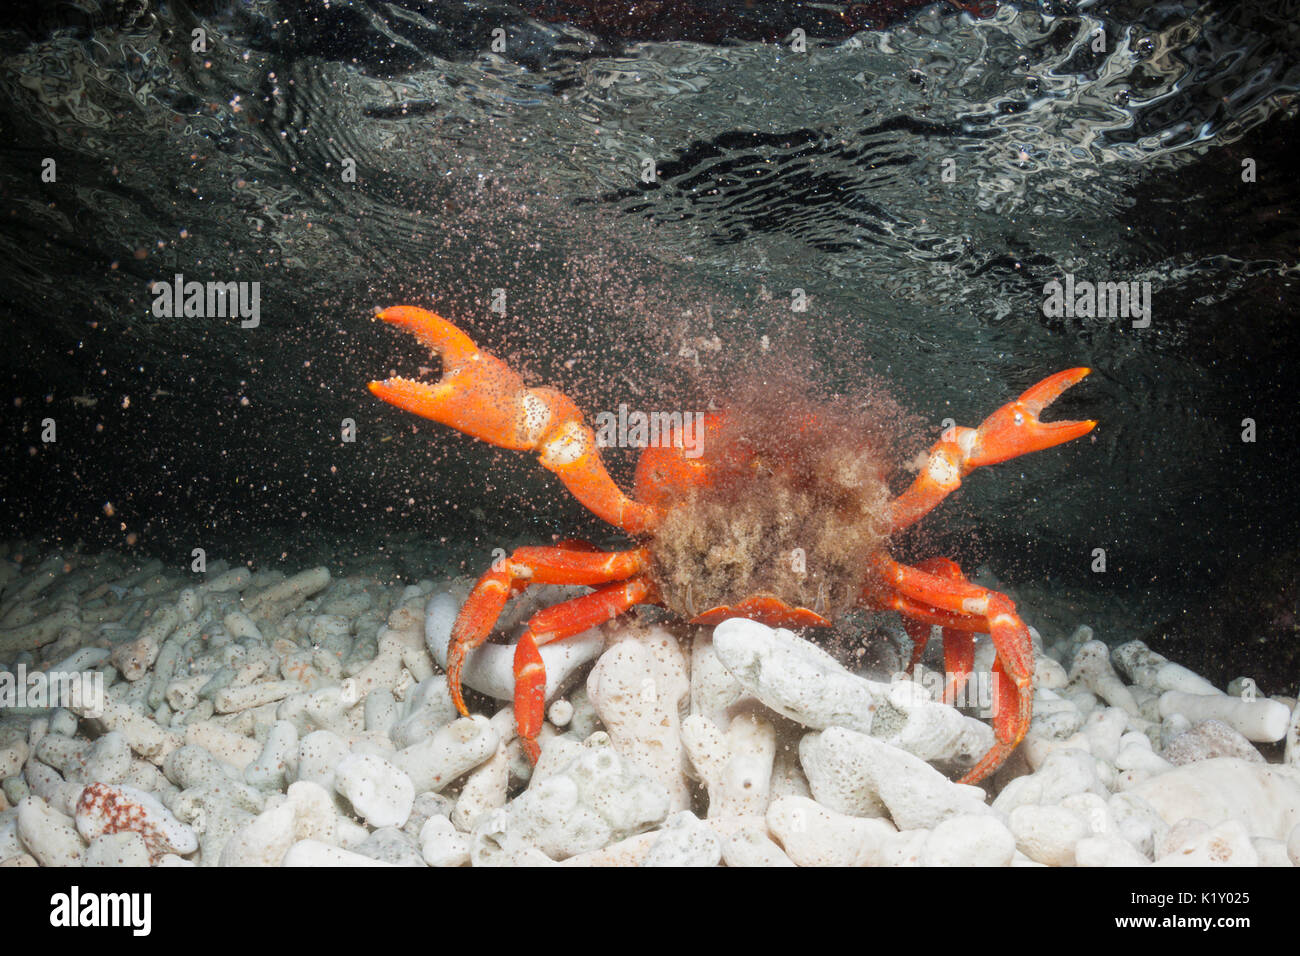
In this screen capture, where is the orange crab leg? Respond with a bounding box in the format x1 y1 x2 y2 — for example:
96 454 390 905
901 615 976 707
369 305 658 534
446 546 650 716
889 368 1096 532
866 578 978 707
513 576 656 762
868 553 1033 784
876 557 978 704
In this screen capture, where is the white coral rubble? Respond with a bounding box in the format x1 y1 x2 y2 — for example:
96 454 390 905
0 542 1296 867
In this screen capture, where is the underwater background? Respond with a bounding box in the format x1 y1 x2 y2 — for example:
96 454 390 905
1 0 1298 691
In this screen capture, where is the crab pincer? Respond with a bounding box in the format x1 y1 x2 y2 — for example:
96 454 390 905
369 305 655 534
890 368 1096 532
368 305 551 451
963 367 1097 468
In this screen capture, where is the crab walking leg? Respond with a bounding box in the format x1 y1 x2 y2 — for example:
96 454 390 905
897 609 977 706
869 554 1034 784
888 368 1097 533
446 546 650 716
513 577 656 762
369 305 658 534
865 579 977 707
875 557 977 705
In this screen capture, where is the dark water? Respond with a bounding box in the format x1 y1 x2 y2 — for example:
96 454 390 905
0 1 1297 671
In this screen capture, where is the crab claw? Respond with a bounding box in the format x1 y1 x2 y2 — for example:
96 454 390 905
369 305 658 535
368 305 546 451
965 368 1097 468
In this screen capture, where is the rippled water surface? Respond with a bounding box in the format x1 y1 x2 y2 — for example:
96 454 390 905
1 1 1298 653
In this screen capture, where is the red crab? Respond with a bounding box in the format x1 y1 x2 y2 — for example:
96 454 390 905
369 305 1096 783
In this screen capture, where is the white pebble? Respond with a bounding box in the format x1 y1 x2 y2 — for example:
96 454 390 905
992 748 1108 815
1158 691 1290 742
184 720 261 769
205 567 251 592
420 815 470 867
471 744 669 864
1155 662 1223 697
712 618 877 734
1153 820 1258 867
17 795 84 867
720 826 796 867
681 709 775 819
766 795 896 867
452 728 511 831
920 814 1015 866
85 831 151 867
1132 758 1300 841
295 730 350 792
1008 804 1089 866
335 753 415 829
219 802 296 866
245 720 299 791
393 715 498 793
84 731 133 785
801 727 989 829
641 811 721 867
547 699 573 727
1165 720 1264 765
690 629 748 726
587 632 691 812
713 618 989 770
1075 833 1151 867
1070 641 1138 716
280 839 394 866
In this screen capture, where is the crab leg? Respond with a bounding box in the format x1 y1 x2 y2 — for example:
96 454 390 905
513 577 656 761
446 546 650 718
872 557 977 705
868 553 1033 784
889 368 1096 533
867 581 978 707
369 305 658 534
